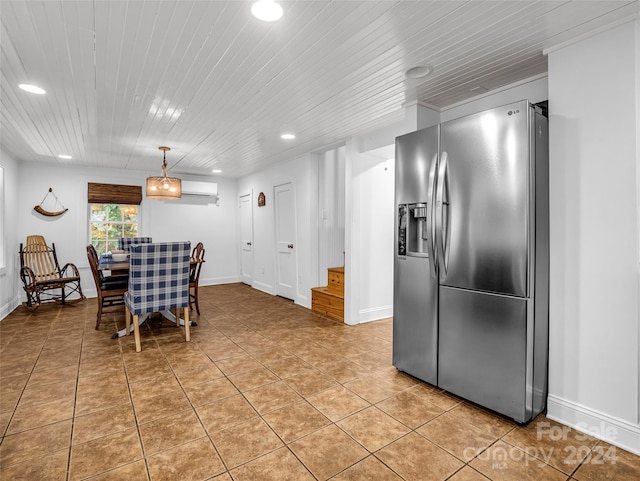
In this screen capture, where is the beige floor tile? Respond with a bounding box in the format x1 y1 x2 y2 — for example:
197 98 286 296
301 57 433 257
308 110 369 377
7 396 74 434
88 460 150 480
313 358 372 384
211 417 284 469
124 358 173 383
285 369 341 397
183 376 239 406
129 373 183 405
573 442 640 481
26 364 78 387
68 427 143 481
337 406 410 452
417 411 499 461
173 362 225 387
329 455 404 481
79 357 125 379
230 447 315 481
470 440 567 481
264 356 313 379
0 448 68 481
376 390 444 428
243 380 303 414
447 466 491 481
227 366 279 391
73 403 137 445
16 379 77 409
132 390 191 424
0 411 12 434
5 285 635 481
0 419 72 467
0 373 29 394
406 382 463 410
139 409 206 455
289 425 369 480
195 394 258 433
343 377 406 404
449 403 515 438
75 377 131 416
146 437 225 481
376 432 463 481
263 400 331 443
503 415 598 474
306 385 370 422
215 353 263 375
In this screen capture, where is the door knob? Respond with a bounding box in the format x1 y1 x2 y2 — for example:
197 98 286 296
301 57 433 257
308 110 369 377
288 244 294 249
247 242 252 246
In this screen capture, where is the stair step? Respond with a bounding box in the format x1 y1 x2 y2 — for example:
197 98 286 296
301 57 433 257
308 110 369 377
311 287 344 321
327 267 344 296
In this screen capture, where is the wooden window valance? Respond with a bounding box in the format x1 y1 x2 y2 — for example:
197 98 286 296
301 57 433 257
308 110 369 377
87 182 142 205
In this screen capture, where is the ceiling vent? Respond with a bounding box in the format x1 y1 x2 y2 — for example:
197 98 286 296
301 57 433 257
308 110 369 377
181 180 218 197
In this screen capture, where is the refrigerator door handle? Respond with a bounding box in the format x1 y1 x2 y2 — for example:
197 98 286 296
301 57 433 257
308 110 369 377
436 151 449 278
426 154 438 278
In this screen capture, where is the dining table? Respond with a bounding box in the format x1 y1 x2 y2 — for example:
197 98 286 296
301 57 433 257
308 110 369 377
99 255 203 339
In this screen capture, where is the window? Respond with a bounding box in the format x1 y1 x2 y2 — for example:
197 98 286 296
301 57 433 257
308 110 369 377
87 182 143 256
90 204 139 256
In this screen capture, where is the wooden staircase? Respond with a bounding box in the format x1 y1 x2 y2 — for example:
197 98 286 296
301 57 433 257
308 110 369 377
311 267 344 321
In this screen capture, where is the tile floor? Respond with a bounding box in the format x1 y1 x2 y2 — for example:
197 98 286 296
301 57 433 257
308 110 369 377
1 283 638 480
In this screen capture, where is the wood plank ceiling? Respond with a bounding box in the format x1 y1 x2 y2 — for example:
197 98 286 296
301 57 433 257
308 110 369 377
1 0 638 178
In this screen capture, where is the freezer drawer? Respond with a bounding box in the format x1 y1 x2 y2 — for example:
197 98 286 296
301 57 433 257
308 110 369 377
393 256 438 385
438 286 535 423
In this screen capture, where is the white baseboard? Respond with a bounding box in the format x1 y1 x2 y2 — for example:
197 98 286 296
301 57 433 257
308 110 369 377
357 305 393 324
547 394 640 455
199 275 241 286
0 297 21 321
252 280 276 296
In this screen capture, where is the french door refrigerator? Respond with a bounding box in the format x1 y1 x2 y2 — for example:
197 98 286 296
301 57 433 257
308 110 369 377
393 100 549 423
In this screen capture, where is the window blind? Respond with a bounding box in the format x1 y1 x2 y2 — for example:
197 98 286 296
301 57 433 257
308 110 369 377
87 182 142 205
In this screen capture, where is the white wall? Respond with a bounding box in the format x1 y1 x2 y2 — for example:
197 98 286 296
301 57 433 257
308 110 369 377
0 150 20 318
547 20 640 453
237 154 314 307
12 162 239 303
346 150 395 325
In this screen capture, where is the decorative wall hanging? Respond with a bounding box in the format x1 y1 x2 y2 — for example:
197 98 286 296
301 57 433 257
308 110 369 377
258 192 266 207
33 187 68 217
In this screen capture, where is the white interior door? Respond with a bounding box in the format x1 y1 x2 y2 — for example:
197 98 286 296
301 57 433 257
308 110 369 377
275 183 296 300
239 193 253 285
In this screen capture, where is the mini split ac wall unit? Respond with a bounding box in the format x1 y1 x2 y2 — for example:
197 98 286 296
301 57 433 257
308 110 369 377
181 180 218 197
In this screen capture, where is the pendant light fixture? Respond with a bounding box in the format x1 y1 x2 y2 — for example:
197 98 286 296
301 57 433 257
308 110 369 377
146 146 182 199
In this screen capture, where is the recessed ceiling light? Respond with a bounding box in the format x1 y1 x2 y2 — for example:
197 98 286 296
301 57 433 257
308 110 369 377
404 64 434 79
57 154 72 159
251 0 283 22
19 83 46 95
212 169 222 173
280 133 295 140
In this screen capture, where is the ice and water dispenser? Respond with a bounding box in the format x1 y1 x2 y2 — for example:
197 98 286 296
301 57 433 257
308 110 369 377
397 203 429 257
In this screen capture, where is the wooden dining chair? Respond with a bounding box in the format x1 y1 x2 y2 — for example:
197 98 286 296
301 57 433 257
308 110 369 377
19 235 85 311
86 245 128 330
124 242 191 352
189 242 205 315
118 236 153 252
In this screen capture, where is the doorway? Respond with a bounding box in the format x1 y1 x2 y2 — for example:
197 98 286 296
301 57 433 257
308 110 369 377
239 193 253 285
274 182 296 300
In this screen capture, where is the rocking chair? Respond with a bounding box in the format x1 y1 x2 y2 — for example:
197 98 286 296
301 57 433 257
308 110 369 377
19 235 85 311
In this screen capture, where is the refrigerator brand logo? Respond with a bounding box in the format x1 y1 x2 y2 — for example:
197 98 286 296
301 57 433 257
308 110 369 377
507 109 520 116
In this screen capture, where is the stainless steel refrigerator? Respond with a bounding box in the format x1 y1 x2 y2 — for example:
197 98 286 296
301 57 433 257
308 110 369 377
393 100 549 423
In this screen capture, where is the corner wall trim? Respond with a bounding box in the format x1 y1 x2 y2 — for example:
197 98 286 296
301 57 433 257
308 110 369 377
547 394 640 455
